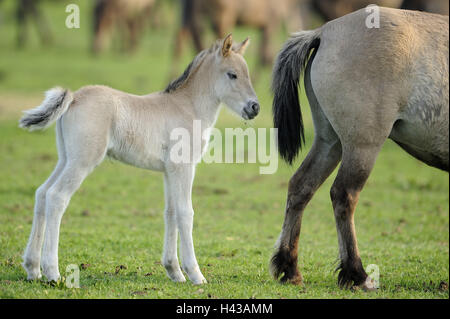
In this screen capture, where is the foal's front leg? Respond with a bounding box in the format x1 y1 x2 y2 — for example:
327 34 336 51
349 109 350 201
165 164 206 285
162 175 186 282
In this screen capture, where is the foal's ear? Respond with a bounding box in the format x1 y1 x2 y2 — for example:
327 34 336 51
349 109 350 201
221 34 233 57
234 37 250 55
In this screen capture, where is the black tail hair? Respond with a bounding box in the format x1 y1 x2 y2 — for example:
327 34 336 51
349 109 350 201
272 30 321 164
19 87 72 131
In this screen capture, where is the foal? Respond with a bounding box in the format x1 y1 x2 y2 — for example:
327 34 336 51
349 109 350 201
20 35 259 284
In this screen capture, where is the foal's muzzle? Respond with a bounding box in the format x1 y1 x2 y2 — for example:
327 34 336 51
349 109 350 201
242 101 260 120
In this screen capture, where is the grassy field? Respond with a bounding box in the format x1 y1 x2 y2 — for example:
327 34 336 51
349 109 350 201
0 0 448 299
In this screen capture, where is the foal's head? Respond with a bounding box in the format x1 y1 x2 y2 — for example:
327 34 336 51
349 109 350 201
167 34 260 120
211 34 260 120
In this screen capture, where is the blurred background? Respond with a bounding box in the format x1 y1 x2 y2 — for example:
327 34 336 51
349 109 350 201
0 1 448 299
0 0 448 100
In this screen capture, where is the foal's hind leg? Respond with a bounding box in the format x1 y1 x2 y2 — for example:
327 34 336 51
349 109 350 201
40 162 96 281
40 121 107 281
330 145 383 290
23 121 66 280
270 137 341 284
23 161 65 280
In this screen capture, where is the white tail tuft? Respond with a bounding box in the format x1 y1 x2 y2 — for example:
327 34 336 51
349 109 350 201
19 87 73 131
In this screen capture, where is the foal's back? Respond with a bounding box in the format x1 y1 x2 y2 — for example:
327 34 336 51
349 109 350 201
63 85 178 171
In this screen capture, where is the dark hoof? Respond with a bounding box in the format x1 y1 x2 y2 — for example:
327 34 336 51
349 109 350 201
337 260 368 289
337 270 368 290
270 249 302 285
358 277 378 292
281 272 303 286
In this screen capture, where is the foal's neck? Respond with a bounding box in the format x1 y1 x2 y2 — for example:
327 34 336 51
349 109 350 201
171 60 221 130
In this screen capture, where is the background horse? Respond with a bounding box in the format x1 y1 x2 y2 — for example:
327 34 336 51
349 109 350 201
270 8 448 289
92 0 159 54
171 0 448 78
15 0 53 48
401 0 449 15
19 35 259 284
298 0 448 30
171 0 300 77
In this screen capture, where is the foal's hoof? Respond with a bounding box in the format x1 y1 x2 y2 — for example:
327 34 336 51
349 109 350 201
168 271 187 283
25 270 42 281
42 266 60 283
188 273 207 285
182 265 207 285
191 276 207 285
22 262 42 281
193 279 207 285
44 274 61 283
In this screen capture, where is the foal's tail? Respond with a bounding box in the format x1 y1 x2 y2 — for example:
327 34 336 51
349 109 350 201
19 87 73 131
272 29 321 164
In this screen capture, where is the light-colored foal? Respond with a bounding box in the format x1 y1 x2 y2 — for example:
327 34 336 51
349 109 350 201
20 35 259 285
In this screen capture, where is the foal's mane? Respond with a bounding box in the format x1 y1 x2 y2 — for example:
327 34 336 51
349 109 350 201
164 40 223 94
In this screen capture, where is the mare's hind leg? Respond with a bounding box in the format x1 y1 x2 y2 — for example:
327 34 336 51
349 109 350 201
271 57 342 285
23 121 66 280
309 47 400 289
270 136 341 284
330 145 383 290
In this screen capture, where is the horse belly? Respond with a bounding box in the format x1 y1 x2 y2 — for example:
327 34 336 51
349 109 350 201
390 66 450 171
107 133 166 171
389 118 449 171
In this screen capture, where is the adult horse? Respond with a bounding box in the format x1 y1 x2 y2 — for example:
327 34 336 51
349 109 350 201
270 8 448 289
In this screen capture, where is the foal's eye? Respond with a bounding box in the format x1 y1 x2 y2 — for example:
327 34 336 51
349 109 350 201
227 72 237 80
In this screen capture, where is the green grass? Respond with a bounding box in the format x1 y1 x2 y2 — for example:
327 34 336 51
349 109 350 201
0 0 448 299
